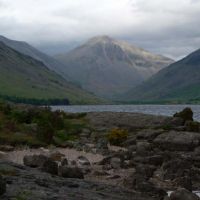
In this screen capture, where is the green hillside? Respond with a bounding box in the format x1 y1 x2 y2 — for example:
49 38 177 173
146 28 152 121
123 48 200 104
0 42 102 105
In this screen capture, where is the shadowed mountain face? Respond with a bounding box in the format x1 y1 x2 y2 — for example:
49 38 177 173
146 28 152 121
124 48 200 103
0 42 102 104
0 35 68 78
55 36 173 99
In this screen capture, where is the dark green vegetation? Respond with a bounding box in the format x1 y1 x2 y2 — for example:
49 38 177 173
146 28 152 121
124 48 200 104
0 42 102 105
0 101 89 147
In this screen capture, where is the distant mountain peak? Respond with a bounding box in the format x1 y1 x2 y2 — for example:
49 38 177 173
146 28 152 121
86 35 116 45
55 36 173 99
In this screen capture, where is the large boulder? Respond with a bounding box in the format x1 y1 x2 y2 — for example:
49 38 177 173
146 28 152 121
42 159 58 175
23 154 48 168
154 131 200 151
170 188 200 200
58 166 84 179
173 107 193 122
136 129 164 141
0 175 6 196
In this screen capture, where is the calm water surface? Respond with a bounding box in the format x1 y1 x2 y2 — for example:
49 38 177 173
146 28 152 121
51 105 200 121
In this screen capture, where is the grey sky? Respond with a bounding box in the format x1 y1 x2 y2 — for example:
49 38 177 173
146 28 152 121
0 0 200 59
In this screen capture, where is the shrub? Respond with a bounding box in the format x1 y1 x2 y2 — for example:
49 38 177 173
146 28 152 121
107 128 128 145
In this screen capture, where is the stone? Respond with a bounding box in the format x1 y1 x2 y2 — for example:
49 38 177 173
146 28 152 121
174 176 192 191
185 121 200 132
61 158 68 166
162 159 191 180
76 156 90 166
23 154 48 168
136 141 151 156
96 138 108 150
0 175 6 196
110 157 122 169
59 166 84 179
49 151 65 162
170 188 200 200
42 159 58 175
135 164 156 179
136 129 164 141
154 131 200 151
173 107 193 122
0 145 14 152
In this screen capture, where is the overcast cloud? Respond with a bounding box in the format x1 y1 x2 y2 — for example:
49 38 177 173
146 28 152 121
0 0 200 59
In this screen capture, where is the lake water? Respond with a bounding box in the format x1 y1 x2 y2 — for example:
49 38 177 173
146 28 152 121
51 104 200 121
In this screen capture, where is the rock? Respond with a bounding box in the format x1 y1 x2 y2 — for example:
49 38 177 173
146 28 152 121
170 188 200 200
164 117 185 128
71 160 77 166
123 136 137 146
76 156 90 166
0 160 162 200
96 138 108 150
127 173 167 198
23 154 48 168
49 151 65 162
136 141 151 156
0 151 7 159
0 175 6 196
42 159 58 175
185 121 200 132
93 170 110 176
147 155 163 166
136 164 156 179
136 129 164 141
154 131 200 151
174 176 192 191
173 107 193 122
0 145 14 152
59 166 84 179
61 158 68 166
162 158 191 180
110 157 122 169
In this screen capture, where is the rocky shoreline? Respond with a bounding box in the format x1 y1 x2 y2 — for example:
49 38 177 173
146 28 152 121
0 108 200 199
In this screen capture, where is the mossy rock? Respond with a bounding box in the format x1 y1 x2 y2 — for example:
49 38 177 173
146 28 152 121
174 107 193 122
185 121 200 132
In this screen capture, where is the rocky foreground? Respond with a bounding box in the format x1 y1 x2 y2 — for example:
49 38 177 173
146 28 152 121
1 108 200 199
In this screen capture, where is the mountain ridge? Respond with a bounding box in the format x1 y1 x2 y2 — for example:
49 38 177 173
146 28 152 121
55 35 173 98
0 41 102 105
123 48 200 103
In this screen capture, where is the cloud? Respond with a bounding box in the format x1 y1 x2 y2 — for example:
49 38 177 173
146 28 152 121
0 0 199 59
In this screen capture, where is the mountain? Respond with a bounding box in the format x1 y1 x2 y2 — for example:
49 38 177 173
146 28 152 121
124 48 200 103
0 42 102 105
55 36 173 98
0 35 67 77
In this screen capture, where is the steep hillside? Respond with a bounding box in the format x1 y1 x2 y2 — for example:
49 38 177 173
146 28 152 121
0 42 102 105
124 48 200 103
0 35 68 77
55 36 173 98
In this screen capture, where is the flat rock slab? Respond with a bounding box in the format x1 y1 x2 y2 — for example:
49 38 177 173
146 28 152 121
86 112 174 130
0 161 157 200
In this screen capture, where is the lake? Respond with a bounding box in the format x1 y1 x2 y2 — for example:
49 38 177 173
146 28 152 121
51 104 200 121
